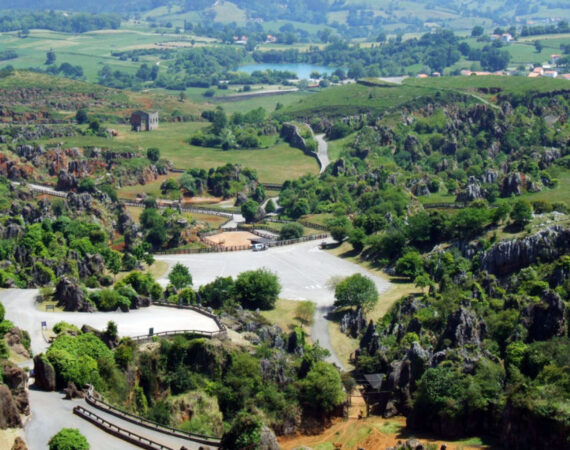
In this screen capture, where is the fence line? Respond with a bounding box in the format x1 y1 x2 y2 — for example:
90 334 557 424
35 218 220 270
83 394 221 447
423 202 467 209
261 183 283 190
30 187 67 198
149 301 227 334
123 201 233 218
73 406 173 450
298 219 329 231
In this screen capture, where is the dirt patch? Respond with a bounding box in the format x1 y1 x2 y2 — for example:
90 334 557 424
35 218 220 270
278 415 488 450
205 231 258 248
181 196 223 205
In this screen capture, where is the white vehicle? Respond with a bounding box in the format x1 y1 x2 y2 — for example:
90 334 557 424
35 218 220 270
252 243 268 251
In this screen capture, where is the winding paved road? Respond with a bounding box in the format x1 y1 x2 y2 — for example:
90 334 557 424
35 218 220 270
315 134 330 174
0 289 221 449
157 239 391 369
0 289 219 355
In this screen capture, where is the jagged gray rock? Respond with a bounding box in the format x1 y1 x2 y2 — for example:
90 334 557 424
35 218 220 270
523 290 567 341
441 307 486 348
33 354 56 391
501 172 522 196
55 277 94 312
480 226 570 276
340 307 367 338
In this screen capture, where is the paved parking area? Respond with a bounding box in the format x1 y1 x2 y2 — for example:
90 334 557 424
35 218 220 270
157 239 391 368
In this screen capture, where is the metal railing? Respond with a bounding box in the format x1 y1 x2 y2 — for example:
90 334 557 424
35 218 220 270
73 406 174 450
123 201 233 218
83 395 221 447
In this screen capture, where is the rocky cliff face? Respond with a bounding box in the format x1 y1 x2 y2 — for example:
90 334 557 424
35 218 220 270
522 290 567 341
0 361 30 429
281 123 315 157
55 277 94 312
33 354 56 391
480 226 570 276
441 307 486 348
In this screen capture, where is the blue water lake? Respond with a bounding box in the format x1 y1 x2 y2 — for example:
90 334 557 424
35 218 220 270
237 63 336 79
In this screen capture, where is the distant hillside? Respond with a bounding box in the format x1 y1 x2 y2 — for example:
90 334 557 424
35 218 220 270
279 76 570 120
0 0 169 13
6 0 570 33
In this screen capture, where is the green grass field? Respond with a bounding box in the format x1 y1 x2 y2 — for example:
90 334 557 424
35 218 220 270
279 80 476 119
34 121 318 184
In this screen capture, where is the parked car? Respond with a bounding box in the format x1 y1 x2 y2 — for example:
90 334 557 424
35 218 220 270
252 243 268 251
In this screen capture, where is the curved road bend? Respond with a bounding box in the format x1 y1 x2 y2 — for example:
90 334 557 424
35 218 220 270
27 388 205 450
0 289 221 449
158 239 391 370
0 289 219 355
314 134 330 174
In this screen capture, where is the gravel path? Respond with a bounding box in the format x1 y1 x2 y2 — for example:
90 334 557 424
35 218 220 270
157 239 391 369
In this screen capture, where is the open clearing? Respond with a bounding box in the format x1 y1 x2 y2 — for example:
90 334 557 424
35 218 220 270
205 231 258 247
278 415 490 450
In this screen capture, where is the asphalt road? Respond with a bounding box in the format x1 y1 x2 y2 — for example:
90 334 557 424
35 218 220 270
315 134 330 174
157 239 391 369
26 388 205 450
0 289 220 355
0 289 221 449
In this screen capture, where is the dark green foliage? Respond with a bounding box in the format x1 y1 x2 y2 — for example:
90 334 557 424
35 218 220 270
241 200 259 223
168 263 192 290
334 273 378 310
511 199 533 228
48 428 89 450
327 216 352 242
234 269 280 310
298 361 345 413
265 199 276 213
395 251 424 279
198 276 235 309
75 109 88 124
279 222 304 240
221 411 262 450
146 148 160 162
149 401 171 426
349 227 366 253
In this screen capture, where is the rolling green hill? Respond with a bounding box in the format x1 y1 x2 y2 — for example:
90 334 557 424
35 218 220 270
279 76 570 120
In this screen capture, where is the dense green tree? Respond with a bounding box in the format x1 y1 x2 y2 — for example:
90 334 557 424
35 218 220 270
75 109 88 124
471 25 484 37
395 250 424 279
265 199 276 213
279 223 304 240
241 199 259 223
220 411 262 450
291 198 310 219
511 199 533 228
198 276 235 309
45 49 56 65
48 428 89 450
234 269 280 310
146 148 160 162
334 273 378 311
168 263 192 290
327 216 352 242
298 362 345 413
